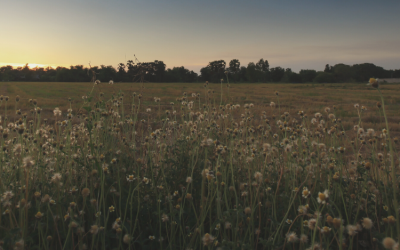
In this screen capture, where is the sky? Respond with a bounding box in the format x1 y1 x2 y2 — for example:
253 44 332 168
1 0 400 73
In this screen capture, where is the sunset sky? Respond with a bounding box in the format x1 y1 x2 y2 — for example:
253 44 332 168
1 0 400 73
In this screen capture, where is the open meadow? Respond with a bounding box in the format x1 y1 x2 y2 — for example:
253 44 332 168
0 80 400 250
1 81 400 131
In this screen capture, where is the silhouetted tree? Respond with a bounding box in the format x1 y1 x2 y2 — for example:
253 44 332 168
207 60 226 83
228 59 240 82
270 67 285 82
299 70 317 83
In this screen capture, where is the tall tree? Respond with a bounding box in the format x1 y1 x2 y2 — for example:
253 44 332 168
246 62 257 82
206 60 226 83
299 69 317 83
270 67 285 82
228 59 240 82
255 58 270 82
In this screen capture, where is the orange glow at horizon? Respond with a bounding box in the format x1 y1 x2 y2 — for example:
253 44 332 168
0 62 59 69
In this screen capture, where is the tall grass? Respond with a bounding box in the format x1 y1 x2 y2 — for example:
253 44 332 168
0 78 399 250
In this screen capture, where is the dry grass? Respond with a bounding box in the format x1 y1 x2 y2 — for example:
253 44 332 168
1 81 399 136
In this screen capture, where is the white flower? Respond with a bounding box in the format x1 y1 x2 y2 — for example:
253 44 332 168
317 190 329 204
53 108 62 116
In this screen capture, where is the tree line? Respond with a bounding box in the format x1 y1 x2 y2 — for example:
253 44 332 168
1 59 399 83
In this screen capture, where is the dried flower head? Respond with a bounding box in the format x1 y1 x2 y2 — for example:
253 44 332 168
81 188 90 198
286 232 298 243
368 78 379 88
383 237 396 249
202 233 214 246
362 217 373 229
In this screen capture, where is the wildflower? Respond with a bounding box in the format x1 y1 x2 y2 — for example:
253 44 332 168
321 226 331 234
23 156 34 168
202 233 214 246
254 171 263 182
114 234 127 245
112 221 121 230
383 205 389 211
215 224 221 230
383 237 396 249
317 190 329 204
90 225 99 234
109 80 113 84
368 78 379 88
286 219 293 224
14 239 24 250
41 194 50 203
186 177 192 183
109 205 115 213
302 187 310 198
387 215 396 224
64 213 70 221
300 234 308 244
143 177 150 184
298 205 307 215
308 219 317 230
332 218 342 229
2 190 14 200
287 232 298 243
362 217 373 229
127 175 134 182
347 224 358 236
50 173 62 183
35 211 43 219
13 143 22 154
53 107 62 116
149 236 156 240
162 214 169 222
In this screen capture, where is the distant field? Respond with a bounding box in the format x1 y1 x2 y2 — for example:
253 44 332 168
1 81 399 134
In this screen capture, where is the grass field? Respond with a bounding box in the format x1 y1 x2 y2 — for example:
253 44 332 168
1 81 400 135
2 82 400 111
1 80 400 249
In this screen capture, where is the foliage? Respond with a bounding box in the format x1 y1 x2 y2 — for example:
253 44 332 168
2 61 400 84
313 72 336 83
